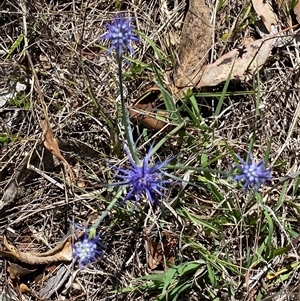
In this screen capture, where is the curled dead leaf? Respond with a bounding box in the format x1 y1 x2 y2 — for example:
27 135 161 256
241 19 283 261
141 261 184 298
7 263 36 279
0 235 72 265
130 86 172 131
40 119 76 183
7 263 38 298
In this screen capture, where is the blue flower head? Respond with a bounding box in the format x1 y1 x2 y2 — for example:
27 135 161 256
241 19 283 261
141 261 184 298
73 227 104 268
113 145 175 207
100 14 139 58
232 154 272 192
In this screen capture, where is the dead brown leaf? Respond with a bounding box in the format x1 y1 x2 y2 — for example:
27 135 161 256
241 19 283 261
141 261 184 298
40 119 76 183
197 36 275 88
252 0 278 32
0 235 72 265
130 86 171 131
19 283 33 294
173 0 213 89
8 263 36 279
294 1 300 24
144 229 177 271
7 264 38 298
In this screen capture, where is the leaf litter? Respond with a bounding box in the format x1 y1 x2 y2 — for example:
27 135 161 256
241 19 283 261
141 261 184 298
173 0 213 89
144 229 177 271
0 235 72 266
0 234 73 298
251 0 278 32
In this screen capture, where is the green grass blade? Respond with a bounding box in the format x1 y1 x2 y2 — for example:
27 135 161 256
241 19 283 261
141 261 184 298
5 34 24 61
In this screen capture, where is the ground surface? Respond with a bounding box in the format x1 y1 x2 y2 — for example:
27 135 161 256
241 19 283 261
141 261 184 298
1 0 300 300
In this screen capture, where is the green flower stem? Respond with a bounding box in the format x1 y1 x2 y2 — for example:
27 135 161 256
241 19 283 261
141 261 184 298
117 56 139 163
88 57 139 239
89 186 125 239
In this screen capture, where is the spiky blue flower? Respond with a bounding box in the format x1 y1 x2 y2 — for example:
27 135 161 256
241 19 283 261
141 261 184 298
73 228 104 268
100 14 139 58
233 154 272 192
113 145 175 207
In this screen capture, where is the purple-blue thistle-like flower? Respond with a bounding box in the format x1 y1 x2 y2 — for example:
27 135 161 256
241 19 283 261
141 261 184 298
232 154 272 192
113 145 175 207
100 14 139 58
72 228 104 268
